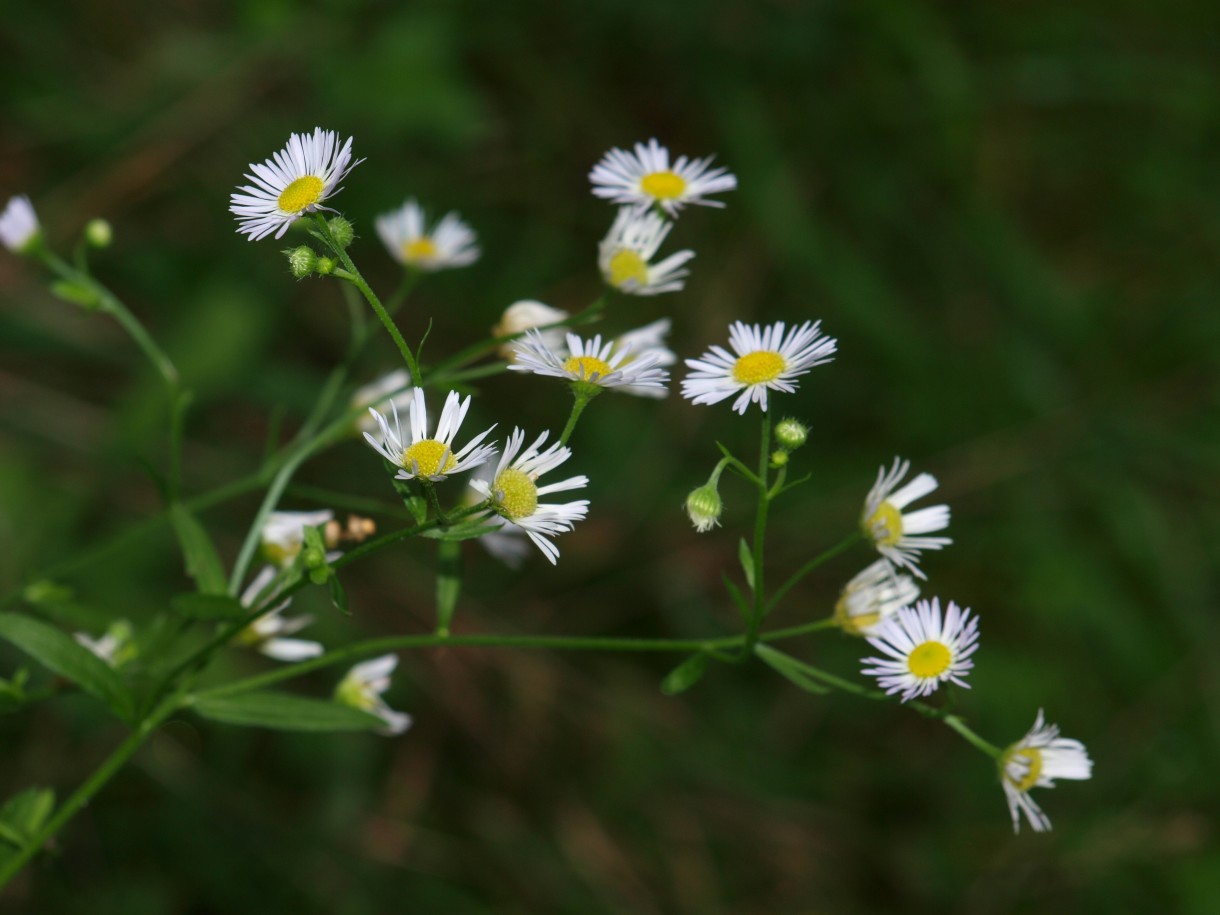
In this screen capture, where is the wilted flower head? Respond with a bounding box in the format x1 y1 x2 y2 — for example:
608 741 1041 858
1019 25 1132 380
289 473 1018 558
335 654 412 736
1000 710 1093 833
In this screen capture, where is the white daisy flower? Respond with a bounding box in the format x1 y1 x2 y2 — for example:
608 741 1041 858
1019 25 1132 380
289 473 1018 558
1000 710 1093 833
589 138 737 216
492 300 570 360
861 458 952 579
229 128 360 241
833 559 920 637
261 510 334 567
363 388 496 482
597 207 694 295
351 369 413 436
470 429 589 565
681 320 837 415
74 620 135 668
610 318 677 399
861 598 979 702
335 654 412 736
233 565 323 662
0 195 40 253
375 198 479 271
509 330 669 392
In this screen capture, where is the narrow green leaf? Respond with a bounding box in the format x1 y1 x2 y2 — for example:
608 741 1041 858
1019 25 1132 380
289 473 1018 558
192 692 383 732
0 613 132 719
0 788 55 846
170 503 227 595
328 575 350 615
755 644 831 695
171 593 246 620
738 538 756 591
720 572 751 624
404 496 428 525
661 652 709 696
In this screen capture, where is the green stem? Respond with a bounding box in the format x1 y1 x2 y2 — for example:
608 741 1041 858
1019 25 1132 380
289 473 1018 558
560 389 596 446
743 410 772 652
944 715 1002 758
423 482 449 527
764 532 864 617
313 215 421 382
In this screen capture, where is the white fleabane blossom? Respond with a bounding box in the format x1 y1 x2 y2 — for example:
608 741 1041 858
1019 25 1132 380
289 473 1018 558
74 620 135 668
1000 710 1093 833
230 128 360 241
0 196 40 253
509 330 669 392
610 319 678 399
682 320 837 414
470 428 589 565
589 138 737 216
351 369 413 436
234 565 323 662
493 300 569 360
833 559 920 637
598 207 694 295
861 457 951 579
375 198 479 271
262 510 335 567
363 388 496 482
861 598 979 702
335 654 412 736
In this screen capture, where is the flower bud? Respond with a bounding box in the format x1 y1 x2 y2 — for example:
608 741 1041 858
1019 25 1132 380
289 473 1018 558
327 216 355 249
770 449 789 468
775 418 809 451
284 246 318 279
84 218 112 248
684 484 723 533
316 256 337 276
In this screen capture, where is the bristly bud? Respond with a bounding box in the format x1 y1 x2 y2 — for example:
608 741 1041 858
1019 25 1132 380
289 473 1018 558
84 218 112 248
775 418 809 451
770 449 789 468
285 246 318 279
685 484 723 534
316 256 337 276
327 216 355 249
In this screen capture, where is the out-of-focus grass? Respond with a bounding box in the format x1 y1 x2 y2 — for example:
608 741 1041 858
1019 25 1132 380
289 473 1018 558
1 0 1218 912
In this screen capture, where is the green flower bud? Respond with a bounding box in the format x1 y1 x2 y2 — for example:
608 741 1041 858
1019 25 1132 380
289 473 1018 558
84 218 112 248
284 246 318 279
775 418 809 451
327 216 355 249
770 449 789 468
685 484 723 534
316 256 337 276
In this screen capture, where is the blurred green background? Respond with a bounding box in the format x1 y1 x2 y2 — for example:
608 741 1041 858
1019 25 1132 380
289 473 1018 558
2 0 1218 912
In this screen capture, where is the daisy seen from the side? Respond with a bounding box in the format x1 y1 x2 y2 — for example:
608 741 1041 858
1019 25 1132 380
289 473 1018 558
833 559 920 637
470 428 589 565
589 138 737 216
0 196 40 253
682 320 837 415
229 128 359 241
261 510 334 567
1000 710 1093 833
861 597 979 702
609 318 678 399
375 198 479 271
335 654 412 736
509 330 669 394
861 457 951 579
363 388 496 482
597 207 694 296
233 565 323 662
75 620 136 669
493 300 570 360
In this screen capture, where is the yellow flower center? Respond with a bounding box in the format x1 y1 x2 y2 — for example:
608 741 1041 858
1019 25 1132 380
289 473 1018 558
402 237 438 262
493 468 539 521
402 439 457 477
278 175 325 214
1004 747 1044 792
563 354 614 380
640 170 687 200
833 596 879 637
907 640 952 678
731 351 786 385
607 249 649 288
864 501 903 547
261 540 299 566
